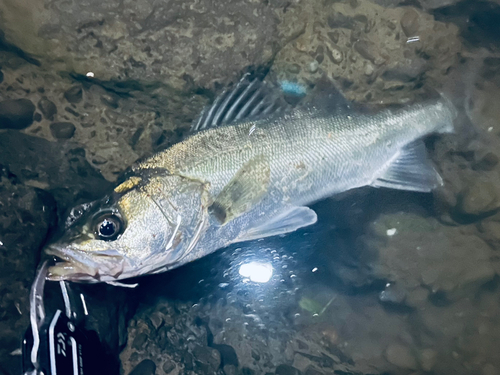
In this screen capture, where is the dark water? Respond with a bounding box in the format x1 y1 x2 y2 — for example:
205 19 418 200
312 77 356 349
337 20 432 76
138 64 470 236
1 0 500 374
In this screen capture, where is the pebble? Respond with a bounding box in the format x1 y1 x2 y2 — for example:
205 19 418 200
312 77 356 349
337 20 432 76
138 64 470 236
364 63 374 76
461 180 500 216
305 368 323 375
479 220 500 243
50 122 76 139
37 98 57 120
213 344 238 366
309 61 319 73
473 152 499 171
0 99 35 129
379 283 406 304
223 364 237 375
400 9 420 37
419 348 437 371
100 93 119 109
64 86 83 103
275 364 302 375
91 155 108 165
148 311 163 330
327 47 343 64
132 332 148 350
385 344 417 369
162 360 176 374
129 359 156 375
288 64 301 74
193 346 221 370
354 40 378 64
483 363 498 375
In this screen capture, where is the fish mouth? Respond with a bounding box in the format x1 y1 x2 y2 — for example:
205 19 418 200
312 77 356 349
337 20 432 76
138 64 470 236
44 246 124 282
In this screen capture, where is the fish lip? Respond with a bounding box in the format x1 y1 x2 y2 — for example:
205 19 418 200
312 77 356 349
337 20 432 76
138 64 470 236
44 245 123 282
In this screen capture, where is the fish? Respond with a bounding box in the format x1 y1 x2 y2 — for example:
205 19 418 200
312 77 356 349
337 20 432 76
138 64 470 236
44 75 456 283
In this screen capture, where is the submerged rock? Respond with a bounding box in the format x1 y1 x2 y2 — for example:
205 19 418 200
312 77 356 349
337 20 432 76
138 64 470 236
129 359 156 375
50 121 76 139
368 213 497 302
0 175 56 374
0 0 284 95
0 98 35 129
385 344 417 370
272 0 461 104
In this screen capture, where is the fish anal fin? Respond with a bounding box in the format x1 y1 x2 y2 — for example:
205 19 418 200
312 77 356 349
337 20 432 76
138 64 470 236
209 155 270 225
372 139 442 192
235 206 318 243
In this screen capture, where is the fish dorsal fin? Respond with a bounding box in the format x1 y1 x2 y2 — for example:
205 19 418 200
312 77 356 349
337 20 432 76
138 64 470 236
372 139 443 192
234 206 318 243
191 74 288 132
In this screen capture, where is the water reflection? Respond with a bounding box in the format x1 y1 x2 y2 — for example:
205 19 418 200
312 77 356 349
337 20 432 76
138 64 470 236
238 261 273 283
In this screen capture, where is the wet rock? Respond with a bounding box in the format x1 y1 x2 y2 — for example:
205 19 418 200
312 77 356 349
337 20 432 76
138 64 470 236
382 58 427 82
129 359 156 375
0 69 3 83
385 344 417 370
214 344 239 367
327 13 355 29
162 360 176 374
100 92 119 109
379 283 406 304
37 97 57 120
478 220 500 247
276 364 302 375
0 0 284 96
193 345 221 371
354 40 381 64
304 368 324 375
460 180 500 216
50 121 76 139
148 311 163 331
400 9 420 37
368 213 496 301
483 364 498 375
64 86 83 103
419 348 437 372
132 332 148 350
223 364 237 375
0 176 56 374
0 130 111 212
0 98 35 129
272 0 461 104
473 152 499 171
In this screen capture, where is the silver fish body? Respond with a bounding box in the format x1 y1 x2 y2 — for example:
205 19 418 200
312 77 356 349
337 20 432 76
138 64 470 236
45 80 455 282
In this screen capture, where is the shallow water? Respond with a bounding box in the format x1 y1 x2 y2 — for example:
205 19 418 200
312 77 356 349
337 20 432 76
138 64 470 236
1 0 500 374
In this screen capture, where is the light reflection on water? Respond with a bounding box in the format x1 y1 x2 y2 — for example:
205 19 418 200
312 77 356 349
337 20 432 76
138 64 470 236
238 261 273 283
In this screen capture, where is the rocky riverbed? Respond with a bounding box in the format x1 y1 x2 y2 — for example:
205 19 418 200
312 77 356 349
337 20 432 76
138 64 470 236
1 0 500 374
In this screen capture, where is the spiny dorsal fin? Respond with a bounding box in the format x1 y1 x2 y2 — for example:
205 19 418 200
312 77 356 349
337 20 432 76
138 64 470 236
191 74 289 132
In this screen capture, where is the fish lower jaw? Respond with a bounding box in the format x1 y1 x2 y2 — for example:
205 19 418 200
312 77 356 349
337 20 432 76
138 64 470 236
47 261 99 282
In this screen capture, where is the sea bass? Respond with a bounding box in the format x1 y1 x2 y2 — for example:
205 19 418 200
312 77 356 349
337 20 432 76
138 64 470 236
45 77 456 283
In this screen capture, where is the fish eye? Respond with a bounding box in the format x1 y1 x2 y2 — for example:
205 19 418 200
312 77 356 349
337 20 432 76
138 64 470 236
94 215 122 240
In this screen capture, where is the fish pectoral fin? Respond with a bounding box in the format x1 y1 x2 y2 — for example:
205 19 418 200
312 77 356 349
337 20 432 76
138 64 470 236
209 155 271 225
235 206 318 243
372 139 442 193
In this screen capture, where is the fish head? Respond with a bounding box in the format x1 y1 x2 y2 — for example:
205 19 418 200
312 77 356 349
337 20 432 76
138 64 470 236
45 173 211 282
